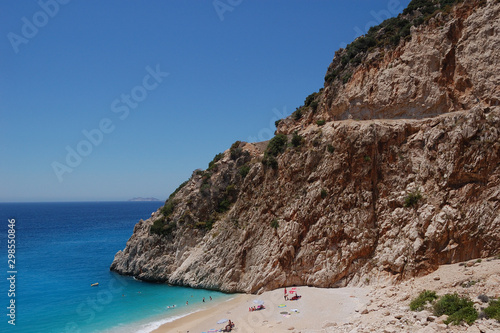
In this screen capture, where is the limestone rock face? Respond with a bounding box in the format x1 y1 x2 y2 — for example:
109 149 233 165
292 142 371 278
111 0 500 294
111 107 500 293
277 0 500 134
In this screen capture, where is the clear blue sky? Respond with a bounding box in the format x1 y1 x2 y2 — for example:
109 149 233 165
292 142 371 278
0 0 410 202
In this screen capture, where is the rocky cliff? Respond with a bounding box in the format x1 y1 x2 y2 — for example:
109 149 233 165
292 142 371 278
111 0 500 294
278 0 499 134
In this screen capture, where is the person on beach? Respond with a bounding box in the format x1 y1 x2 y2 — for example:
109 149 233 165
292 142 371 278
223 319 234 332
186 301 188 305
210 296 212 301
203 297 205 302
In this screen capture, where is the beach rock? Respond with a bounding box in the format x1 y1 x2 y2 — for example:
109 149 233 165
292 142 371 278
415 311 432 324
111 0 500 294
435 315 448 325
415 326 437 333
466 326 481 333
478 323 498 333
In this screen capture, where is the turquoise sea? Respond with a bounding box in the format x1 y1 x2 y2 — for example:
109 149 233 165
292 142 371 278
0 202 232 333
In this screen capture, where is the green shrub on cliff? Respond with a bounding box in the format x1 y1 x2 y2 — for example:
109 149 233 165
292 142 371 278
270 219 279 229
410 290 438 311
304 92 320 112
403 0 464 16
230 141 243 160
484 299 500 321
325 0 467 85
433 293 478 325
310 101 319 113
404 190 422 207
161 199 176 217
194 219 214 231
341 36 376 66
304 92 317 107
410 291 478 325
262 155 278 169
292 108 303 121
150 219 163 235
266 134 288 156
151 198 179 236
230 148 242 160
216 184 239 213
150 218 177 236
217 199 231 213
262 134 288 169
291 132 304 147
208 153 224 171
239 164 250 178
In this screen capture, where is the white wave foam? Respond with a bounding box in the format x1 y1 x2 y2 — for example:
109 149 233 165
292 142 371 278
134 310 201 333
101 296 237 333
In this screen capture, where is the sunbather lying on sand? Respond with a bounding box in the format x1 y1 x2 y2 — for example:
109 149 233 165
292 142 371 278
248 305 265 311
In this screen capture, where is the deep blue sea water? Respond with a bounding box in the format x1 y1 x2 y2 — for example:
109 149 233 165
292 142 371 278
0 202 232 333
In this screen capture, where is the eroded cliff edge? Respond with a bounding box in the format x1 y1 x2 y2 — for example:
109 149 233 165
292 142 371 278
111 0 500 294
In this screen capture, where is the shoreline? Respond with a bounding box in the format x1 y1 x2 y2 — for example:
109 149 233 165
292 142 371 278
150 295 247 333
151 286 369 333
149 258 500 332
103 294 238 333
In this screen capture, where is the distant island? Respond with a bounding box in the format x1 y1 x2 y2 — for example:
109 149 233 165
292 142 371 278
128 197 162 202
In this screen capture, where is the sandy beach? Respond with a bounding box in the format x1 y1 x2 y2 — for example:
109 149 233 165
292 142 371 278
152 286 368 333
152 258 500 333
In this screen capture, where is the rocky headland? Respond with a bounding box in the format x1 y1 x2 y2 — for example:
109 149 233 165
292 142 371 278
111 0 500 301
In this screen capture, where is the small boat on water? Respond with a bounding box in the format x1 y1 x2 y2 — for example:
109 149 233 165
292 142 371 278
90 283 99 287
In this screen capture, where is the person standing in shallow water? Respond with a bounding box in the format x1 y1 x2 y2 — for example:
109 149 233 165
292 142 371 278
203 297 205 302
